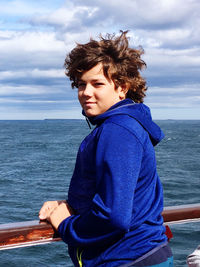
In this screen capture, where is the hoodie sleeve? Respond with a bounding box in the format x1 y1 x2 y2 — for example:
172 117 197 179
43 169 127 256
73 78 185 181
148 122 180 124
58 122 143 247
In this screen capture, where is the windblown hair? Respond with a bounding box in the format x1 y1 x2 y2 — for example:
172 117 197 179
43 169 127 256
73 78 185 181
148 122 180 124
64 31 147 103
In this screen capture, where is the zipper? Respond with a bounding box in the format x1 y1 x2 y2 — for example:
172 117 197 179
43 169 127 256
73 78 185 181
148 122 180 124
86 117 92 129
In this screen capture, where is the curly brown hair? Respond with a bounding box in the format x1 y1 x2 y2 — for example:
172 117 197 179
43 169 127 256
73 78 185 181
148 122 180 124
64 31 147 103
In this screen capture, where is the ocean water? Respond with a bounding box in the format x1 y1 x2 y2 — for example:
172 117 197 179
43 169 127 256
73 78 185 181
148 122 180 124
0 119 199 267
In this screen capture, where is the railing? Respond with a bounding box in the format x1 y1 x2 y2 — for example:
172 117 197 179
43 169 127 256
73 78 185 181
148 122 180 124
1 203 200 251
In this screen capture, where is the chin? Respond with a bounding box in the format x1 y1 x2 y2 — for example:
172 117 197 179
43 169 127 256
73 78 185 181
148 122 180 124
85 112 97 117
84 108 97 117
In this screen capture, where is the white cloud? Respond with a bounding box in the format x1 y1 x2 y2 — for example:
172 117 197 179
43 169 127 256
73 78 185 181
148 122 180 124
0 98 75 104
0 85 52 95
147 85 200 95
65 0 200 31
0 30 67 72
0 30 65 53
0 0 65 16
0 69 64 80
0 0 200 119
146 84 200 109
28 7 75 28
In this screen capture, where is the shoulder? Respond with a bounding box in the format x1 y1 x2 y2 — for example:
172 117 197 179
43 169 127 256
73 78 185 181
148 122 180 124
107 114 142 129
95 114 147 148
104 114 147 140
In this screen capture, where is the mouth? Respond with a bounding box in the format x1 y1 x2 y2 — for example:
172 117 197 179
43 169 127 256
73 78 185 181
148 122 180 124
84 101 97 106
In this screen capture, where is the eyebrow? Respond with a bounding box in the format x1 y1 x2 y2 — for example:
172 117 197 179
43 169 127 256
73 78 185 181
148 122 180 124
78 78 106 83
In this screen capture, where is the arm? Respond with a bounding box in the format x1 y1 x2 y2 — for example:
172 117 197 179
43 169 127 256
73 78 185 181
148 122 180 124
59 123 143 247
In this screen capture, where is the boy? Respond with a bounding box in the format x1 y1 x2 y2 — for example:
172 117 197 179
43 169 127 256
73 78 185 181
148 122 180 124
39 31 173 266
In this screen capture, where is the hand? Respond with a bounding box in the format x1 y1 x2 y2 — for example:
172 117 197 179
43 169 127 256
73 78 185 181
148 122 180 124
48 202 73 230
39 200 66 220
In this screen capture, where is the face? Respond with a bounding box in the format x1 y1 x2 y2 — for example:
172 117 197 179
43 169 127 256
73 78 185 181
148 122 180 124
78 63 126 117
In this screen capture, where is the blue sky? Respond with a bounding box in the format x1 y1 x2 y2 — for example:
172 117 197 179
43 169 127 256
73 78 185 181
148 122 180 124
0 0 200 120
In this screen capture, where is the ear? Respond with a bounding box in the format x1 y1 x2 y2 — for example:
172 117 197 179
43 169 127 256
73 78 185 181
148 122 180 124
118 83 129 99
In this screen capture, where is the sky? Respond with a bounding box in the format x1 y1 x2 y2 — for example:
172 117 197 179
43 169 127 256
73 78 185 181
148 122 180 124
0 0 200 120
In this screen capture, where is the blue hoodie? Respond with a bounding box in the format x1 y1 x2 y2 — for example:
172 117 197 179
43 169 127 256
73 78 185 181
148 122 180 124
58 98 167 267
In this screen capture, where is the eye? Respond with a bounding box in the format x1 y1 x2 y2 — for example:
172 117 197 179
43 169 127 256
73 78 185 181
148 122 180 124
78 82 86 90
94 82 104 87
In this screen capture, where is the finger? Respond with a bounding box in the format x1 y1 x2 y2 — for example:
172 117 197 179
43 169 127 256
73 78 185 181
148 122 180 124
39 213 47 220
39 201 60 220
39 206 53 220
39 202 49 214
39 204 48 218
39 207 49 220
39 203 53 219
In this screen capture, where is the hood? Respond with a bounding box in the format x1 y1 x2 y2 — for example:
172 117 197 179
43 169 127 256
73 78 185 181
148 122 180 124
83 98 164 146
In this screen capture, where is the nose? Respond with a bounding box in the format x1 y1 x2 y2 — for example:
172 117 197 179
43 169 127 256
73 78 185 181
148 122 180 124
82 83 93 97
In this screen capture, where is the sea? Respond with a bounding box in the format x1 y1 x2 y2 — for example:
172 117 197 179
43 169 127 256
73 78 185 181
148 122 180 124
0 119 199 267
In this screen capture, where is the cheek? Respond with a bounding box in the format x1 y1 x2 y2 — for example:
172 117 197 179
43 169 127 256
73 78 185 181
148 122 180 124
78 91 82 102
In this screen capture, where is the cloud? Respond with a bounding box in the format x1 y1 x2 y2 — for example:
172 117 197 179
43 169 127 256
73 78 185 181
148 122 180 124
0 0 65 16
0 0 199 119
30 0 199 38
71 0 200 30
20 0 200 64
146 84 200 108
0 69 64 80
0 30 66 71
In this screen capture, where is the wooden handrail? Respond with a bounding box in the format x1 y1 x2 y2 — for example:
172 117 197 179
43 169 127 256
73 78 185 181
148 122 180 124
1 203 200 251
162 203 200 224
0 220 60 251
